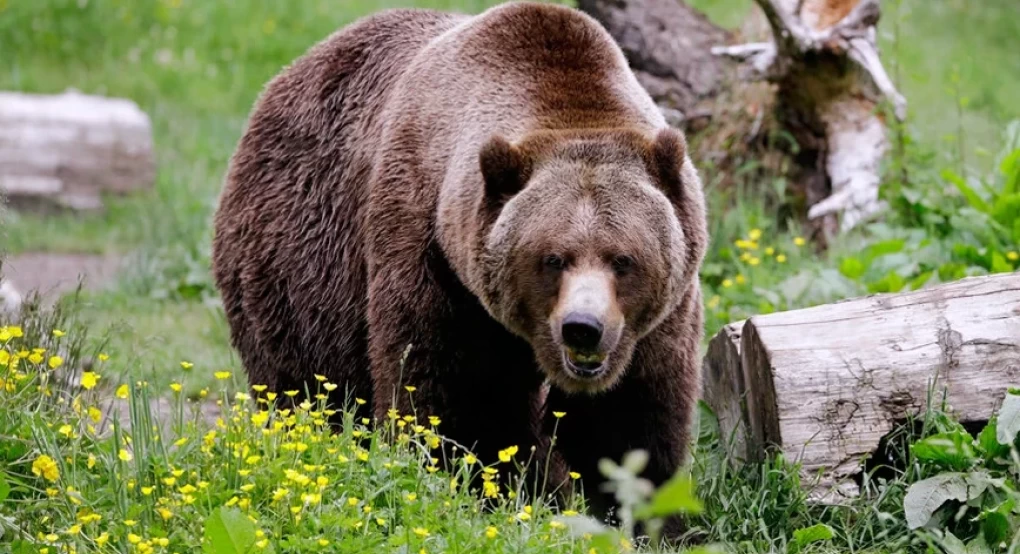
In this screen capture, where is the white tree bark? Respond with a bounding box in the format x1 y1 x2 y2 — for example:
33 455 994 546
701 272 1020 502
0 89 155 211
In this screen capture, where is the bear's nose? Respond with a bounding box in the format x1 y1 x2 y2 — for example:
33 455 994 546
561 313 604 351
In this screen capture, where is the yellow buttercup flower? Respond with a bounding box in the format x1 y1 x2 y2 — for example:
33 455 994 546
52 329 66 338
214 371 231 380
793 236 806 246
116 384 129 399
48 356 63 369
31 454 60 482
553 411 566 418
80 371 99 390
486 526 498 539
498 445 519 463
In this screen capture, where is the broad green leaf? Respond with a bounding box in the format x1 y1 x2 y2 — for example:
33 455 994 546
904 472 969 529
980 498 1014 546
990 252 1013 273
943 169 991 213
203 506 257 554
0 473 9 502
863 238 907 263
996 391 1020 445
911 431 979 471
791 523 835 550
839 257 866 280
990 193 1020 228
977 418 1011 462
635 471 703 519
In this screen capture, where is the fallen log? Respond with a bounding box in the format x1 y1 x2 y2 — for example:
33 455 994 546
701 272 1020 501
0 89 155 212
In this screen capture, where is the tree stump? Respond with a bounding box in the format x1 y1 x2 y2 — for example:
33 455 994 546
0 89 155 212
579 0 906 236
701 272 1020 502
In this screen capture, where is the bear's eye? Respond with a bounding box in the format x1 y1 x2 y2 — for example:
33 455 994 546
611 255 635 275
542 254 566 271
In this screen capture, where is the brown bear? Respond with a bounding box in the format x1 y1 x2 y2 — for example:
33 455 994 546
211 0 707 526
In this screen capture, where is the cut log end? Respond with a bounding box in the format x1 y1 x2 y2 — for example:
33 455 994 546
700 273 1020 501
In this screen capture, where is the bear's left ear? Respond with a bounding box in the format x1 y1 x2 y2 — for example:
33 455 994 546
646 127 689 206
479 134 530 206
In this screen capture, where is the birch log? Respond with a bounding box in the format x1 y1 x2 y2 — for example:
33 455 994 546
701 272 1020 502
0 89 155 212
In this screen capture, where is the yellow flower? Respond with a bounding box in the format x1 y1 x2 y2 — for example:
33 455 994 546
97 353 109 362
80 371 99 390
464 454 477 465
32 454 60 482
428 415 441 426
252 384 267 392
569 471 581 480
405 492 417 502
116 384 129 399
314 374 327 382
118 449 132 462
95 532 110 547
549 520 565 530
498 445 519 463
53 329 66 338
553 411 566 418
58 424 74 438
87 454 96 469
793 236 806 246
765 247 775 256
1007 251 1019 262
376 517 387 526
323 382 337 391
124 519 138 526
355 397 366 405
776 254 787 263
405 385 417 393
721 279 733 288
214 371 231 380
486 526 498 539
170 382 182 393
483 481 499 498
284 390 299 397
563 510 578 516
748 228 762 241
318 539 330 547
180 361 194 370
48 356 63 369
413 527 430 538
748 257 761 266
735 274 746 285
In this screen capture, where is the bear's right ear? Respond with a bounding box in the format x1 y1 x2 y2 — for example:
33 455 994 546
479 135 529 206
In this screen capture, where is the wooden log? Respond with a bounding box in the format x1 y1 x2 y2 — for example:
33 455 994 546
0 89 155 212
700 320 749 461
701 272 1020 502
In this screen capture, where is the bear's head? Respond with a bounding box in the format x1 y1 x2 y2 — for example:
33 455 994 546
474 127 707 394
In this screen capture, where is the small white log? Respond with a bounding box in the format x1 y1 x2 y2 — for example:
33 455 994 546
0 279 22 315
701 272 1020 502
700 320 749 460
0 89 155 211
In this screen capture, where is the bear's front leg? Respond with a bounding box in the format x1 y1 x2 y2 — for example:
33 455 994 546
366 253 560 494
544 305 701 533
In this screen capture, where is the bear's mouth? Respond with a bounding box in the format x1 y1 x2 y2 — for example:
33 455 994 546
563 347 607 378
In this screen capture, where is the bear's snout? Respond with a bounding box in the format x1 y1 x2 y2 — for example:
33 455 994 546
561 312 603 352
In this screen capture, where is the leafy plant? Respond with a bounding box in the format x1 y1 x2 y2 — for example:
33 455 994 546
904 389 1020 552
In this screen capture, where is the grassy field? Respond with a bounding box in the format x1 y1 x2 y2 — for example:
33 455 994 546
1 0 1019 552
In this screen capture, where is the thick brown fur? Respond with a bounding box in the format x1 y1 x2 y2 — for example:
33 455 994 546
212 0 708 530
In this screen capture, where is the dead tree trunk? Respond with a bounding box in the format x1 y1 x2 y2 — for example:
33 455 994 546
579 0 907 236
701 272 1020 502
